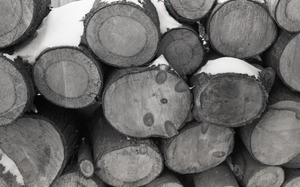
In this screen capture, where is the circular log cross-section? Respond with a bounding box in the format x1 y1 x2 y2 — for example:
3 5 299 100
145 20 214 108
191 73 267 127
162 122 234 174
85 1 160 67
266 0 300 32
92 113 163 187
158 27 204 75
282 169 300 187
0 0 50 48
0 56 34 126
33 47 103 109
264 31 300 92
0 117 65 187
208 0 277 58
103 68 192 138
52 172 106 187
164 0 216 22
145 172 183 187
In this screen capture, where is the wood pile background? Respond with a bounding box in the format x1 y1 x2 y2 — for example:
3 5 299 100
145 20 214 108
1 0 300 186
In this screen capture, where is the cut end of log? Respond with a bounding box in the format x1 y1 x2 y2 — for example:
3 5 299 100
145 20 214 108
158 27 204 75
285 178 300 187
96 144 163 186
247 167 284 187
52 172 105 187
85 3 159 67
33 47 103 109
166 0 215 22
193 73 267 127
0 56 33 126
279 33 300 92
79 160 94 178
208 0 277 58
164 122 234 174
0 117 65 186
276 0 300 32
103 68 191 138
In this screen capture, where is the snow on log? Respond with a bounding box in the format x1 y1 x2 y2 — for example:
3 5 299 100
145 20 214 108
265 0 300 32
207 0 277 58
0 55 35 126
191 57 274 127
161 121 234 174
193 162 239 187
164 0 216 23
263 30 300 92
102 59 192 138
0 103 79 187
229 145 284 187
8 0 95 64
91 109 163 186
84 0 160 67
33 46 103 109
239 81 300 166
0 0 50 49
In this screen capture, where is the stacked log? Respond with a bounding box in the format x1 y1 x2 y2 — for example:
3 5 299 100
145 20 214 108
282 169 300 187
84 0 160 67
207 0 277 58
0 0 50 48
145 171 183 187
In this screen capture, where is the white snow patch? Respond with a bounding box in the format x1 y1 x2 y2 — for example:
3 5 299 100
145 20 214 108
149 55 170 67
0 148 24 185
196 57 261 79
102 0 144 7
9 0 95 64
2 53 15 61
150 0 182 33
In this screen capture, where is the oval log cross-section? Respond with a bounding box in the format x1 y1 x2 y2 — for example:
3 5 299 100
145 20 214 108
103 67 192 138
0 117 64 187
162 122 234 174
0 0 50 48
145 172 183 187
0 56 34 126
91 111 163 187
158 27 204 75
84 0 160 67
164 0 216 22
33 47 103 109
208 0 277 58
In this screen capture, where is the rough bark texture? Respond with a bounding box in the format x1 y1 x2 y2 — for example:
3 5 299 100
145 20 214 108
158 26 204 75
0 55 35 126
33 46 103 109
162 121 234 174
84 0 160 67
0 0 50 48
207 0 277 58
91 109 163 187
193 162 239 187
102 67 192 138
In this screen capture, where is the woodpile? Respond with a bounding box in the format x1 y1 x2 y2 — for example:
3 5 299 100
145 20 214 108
1 0 300 186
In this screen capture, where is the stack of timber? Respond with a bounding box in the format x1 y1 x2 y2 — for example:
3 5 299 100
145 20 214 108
1 0 300 186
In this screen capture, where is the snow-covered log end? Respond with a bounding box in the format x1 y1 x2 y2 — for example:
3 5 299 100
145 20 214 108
148 55 176 72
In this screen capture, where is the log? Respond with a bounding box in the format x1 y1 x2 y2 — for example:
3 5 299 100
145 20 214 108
91 109 163 186
191 57 274 127
78 138 94 178
229 145 284 187
33 46 103 109
207 0 277 58
263 30 300 92
158 26 204 75
102 58 192 138
239 81 300 166
0 55 35 126
84 0 160 67
0 104 79 186
145 171 183 187
281 169 300 187
162 121 234 174
164 0 216 23
0 0 50 48
265 0 300 32
193 162 239 187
